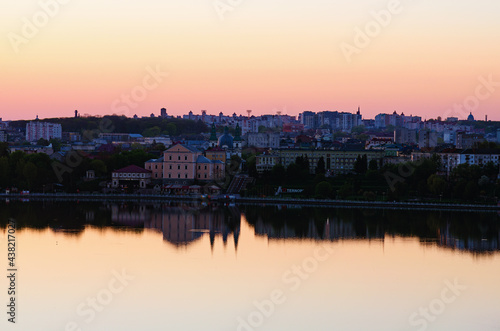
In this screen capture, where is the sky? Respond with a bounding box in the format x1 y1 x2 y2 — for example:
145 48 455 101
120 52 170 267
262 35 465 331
1 0 500 121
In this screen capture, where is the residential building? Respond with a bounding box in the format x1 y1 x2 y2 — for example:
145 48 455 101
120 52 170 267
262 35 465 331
394 128 417 144
9 145 54 155
256 152 279 173
443 130 457 145
300 111 317 129
412 148 500 174
98 133 143 143
143 136 172 146
418 130 438 149
111 165 152 189
62 132 81 142
266 149 384 175
0 130 6 142
282 123 304 133
460 149 500 167
247 132 280 148
456 133 485 149
26 120 62 141
375 112 421 129
366 137 393 149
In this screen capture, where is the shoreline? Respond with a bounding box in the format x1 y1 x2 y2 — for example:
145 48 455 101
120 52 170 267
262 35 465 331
2 193 499 213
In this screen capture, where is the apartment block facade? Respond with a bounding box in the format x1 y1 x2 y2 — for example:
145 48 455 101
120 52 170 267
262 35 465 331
257 149 384 175
25 121 62 141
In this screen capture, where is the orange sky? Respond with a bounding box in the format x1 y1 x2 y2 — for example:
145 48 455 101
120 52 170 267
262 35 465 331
2 1 500 121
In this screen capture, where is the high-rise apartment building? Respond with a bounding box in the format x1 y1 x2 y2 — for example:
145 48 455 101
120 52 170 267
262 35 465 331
26 120 62 141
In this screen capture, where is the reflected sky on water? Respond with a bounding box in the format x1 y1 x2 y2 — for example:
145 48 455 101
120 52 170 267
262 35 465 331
1 201 499 331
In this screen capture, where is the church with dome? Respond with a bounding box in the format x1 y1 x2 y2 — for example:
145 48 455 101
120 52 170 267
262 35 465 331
209 123 242 149
208 123 242 159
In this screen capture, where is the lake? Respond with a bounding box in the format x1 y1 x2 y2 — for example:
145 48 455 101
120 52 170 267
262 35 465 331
1 201 499 331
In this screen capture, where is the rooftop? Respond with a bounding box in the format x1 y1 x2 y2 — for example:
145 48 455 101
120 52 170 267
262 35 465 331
113 165 151 174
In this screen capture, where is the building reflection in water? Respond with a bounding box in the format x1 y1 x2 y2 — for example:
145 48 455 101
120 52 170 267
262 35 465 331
253 217 385 241
110 202 241 249
243 205 500 255
439 222 500 253
1 200 499 255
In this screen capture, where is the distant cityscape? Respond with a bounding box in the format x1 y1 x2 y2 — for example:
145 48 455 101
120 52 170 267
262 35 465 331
2 107 498 145
1 106 499 195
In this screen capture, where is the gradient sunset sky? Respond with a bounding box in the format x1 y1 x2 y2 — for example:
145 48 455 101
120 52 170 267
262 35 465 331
2 0 500 121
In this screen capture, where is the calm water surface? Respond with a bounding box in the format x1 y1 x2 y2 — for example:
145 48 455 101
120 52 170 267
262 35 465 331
1 201 500 331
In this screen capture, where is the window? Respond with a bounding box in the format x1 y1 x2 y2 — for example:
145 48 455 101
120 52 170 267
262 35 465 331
204 174 207 178
155 165 157 169
185 165 187 170
185 174 188 178
169 156 172 160
169 165 172 169
198 174 200 178
168 174 171 178
155 174 158 178
178 165 180 170
178 174 180 178
185 156 187 160
178 156 180 160
204 165 207 170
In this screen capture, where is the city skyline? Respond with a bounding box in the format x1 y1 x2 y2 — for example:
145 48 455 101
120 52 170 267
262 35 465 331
3 108 491 123
2 1 500 121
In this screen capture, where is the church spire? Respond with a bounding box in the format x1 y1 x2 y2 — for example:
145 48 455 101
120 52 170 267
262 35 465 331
209 123 217 141
234 123 242 142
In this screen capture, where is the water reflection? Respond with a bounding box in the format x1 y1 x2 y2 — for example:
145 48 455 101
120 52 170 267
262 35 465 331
1 201 499 255
241 205 500 255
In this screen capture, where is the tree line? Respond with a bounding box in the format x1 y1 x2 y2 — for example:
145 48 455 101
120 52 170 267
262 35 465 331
0 142 156 193
245 152 500 203
10 115 208 139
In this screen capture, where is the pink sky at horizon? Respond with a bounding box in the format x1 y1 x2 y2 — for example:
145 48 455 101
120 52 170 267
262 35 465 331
2 0 500 121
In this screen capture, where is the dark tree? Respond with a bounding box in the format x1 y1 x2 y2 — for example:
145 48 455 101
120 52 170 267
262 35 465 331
368 159 378 171
316 157 326 175
354 155 368 174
